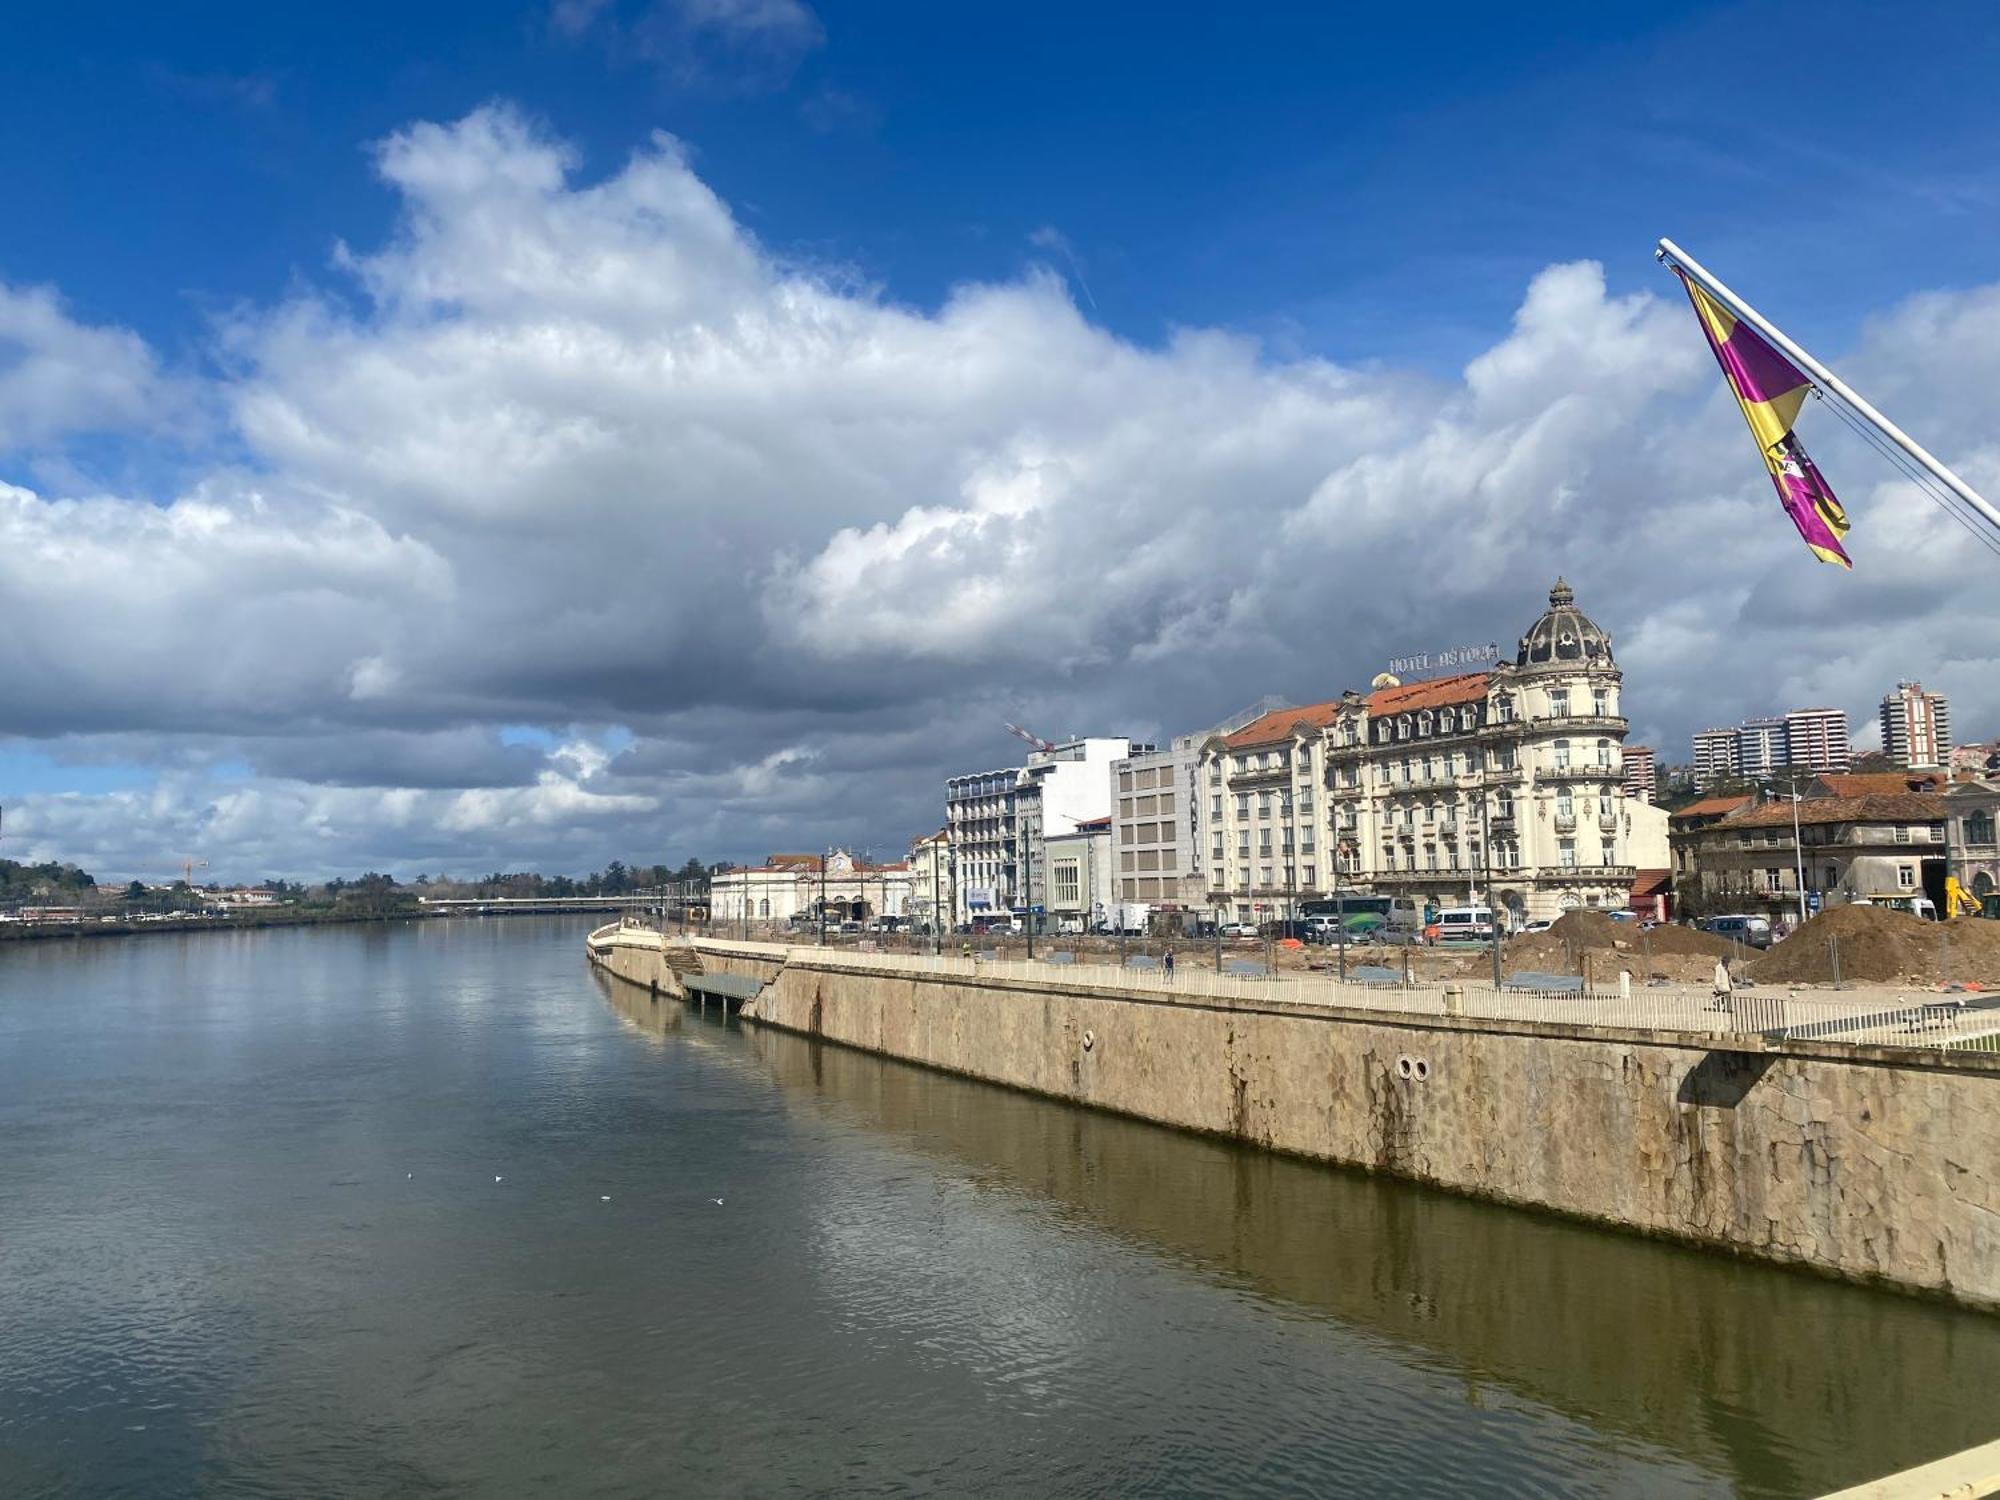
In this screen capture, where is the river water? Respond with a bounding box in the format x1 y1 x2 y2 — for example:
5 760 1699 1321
3 918 1996 1497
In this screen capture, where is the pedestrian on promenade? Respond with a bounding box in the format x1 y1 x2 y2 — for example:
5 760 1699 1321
1164 947 1176 981
1711 956 1733 1017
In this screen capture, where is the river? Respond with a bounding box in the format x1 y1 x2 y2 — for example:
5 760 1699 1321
2 917 1996 1497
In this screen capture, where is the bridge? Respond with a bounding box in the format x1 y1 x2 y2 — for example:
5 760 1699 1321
417 895 677 914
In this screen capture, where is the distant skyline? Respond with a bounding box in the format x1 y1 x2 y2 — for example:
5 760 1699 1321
4 2 2000 881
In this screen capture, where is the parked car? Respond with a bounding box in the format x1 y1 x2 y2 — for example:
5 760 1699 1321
1698 914 1774 949
1222 921 1260 939
1522 918 1554 934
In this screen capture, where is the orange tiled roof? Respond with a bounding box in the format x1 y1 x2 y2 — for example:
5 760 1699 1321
1815 771 1947 797
1365 672 1488 715
1714 792 1948 830
1631 869 1672 896
1670 795 1754 823
1224 699 1343 748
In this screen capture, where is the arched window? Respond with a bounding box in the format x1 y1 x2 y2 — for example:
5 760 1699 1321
759 898 769 916
1418 711 1433 736
1596 738 1612 768
1397 715 1411 739
1460 707 1476 731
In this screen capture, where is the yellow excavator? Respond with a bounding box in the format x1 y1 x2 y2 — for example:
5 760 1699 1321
1944 874 1988 920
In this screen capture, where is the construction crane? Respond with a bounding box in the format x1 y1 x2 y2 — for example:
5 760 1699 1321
182 857 208 888
1004 722 1055 754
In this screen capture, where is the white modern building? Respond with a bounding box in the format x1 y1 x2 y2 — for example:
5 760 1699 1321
1693 707 1852 786
944 736 1149 924
1692 728 1739 788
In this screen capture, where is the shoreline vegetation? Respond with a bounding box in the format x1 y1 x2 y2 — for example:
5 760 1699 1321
0 905 613 945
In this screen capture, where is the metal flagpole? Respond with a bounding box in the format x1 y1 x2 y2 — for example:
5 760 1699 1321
1657 238 2000 542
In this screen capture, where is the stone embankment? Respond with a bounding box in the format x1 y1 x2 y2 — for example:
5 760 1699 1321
586 923 2000 1309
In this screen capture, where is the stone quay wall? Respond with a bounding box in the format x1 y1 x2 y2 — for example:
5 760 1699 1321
584 926 2000 1308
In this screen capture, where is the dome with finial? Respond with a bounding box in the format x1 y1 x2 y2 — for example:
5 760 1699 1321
1516 576 1612 670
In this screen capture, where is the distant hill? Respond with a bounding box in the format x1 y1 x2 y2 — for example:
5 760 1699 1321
0 858 98 902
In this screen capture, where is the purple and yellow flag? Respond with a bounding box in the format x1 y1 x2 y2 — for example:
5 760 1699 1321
1674 269 1853 568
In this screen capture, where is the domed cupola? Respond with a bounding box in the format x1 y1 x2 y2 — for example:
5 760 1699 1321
1516 577 1613 670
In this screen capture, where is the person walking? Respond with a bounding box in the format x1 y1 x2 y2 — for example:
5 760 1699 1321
1711 956 1733 1019
1163 946 1176 982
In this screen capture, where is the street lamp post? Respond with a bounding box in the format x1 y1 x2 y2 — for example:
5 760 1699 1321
1788 777 1809 929
818 851 828 946
1480 764 1501 988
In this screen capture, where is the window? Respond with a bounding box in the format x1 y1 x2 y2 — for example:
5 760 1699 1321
1898 865 1917 890
1211 794 1222 819
1137 850 1159 872
1553 740 1571 770
1965 811 1996 845
1158 791 1176 814
1894 825 1911 844
759 899 769 916
1136 794 1158 815
1418 711 1433 735
1428 755 1442 781
1556 788 1574 817
1762 829 1780 847
1160 850 1177 872
1053 860 1081 906
1424 845 1438 870
1598 793 1614 817
1212 835 1224 858
1928 824 1945 844
1497 697 1515 723
1119 798 1133 818
1236 793 1250 819
1495 790 1514 821
1550 689 1571 718
1558 840 1577 868
1258 792 1272 818
1120 851 1135 872
1596 739 1612 768
1260 864 1274 885
1764 868 1784 893
1259 830 1273 852
1593 688 1610 718
1460 707 1476 731
1303 865 1316 886
1118 772 1133 792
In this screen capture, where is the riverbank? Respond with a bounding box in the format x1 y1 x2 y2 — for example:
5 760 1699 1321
589 924 2000 1310
0 905 608 945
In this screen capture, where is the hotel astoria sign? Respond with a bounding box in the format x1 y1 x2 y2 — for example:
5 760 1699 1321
1386 642 1500 680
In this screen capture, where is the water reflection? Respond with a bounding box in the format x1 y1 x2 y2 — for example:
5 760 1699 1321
730 1014 2000 1498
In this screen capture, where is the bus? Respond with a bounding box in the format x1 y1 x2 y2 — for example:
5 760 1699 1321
1299 895 1394 937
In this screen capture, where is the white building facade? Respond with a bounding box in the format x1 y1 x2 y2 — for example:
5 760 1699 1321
1881 681 1952 769
1201 579 1644 925
710 851 912 929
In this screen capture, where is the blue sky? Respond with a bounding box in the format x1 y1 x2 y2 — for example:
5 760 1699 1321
4 1 2000 879
9 1 2000 378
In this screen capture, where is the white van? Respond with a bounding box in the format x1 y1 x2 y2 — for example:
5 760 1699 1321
1430 905 1499 943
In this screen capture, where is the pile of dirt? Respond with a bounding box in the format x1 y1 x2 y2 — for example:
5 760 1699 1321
1745 905 2000 986
1457 910 1737 984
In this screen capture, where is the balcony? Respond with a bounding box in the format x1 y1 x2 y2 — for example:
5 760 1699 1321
1534 713 1630 733
1437 819 1459 836
1384 868 1475 886
1598 813 1621 832
1553 812 1577 833
1537 863 1636 883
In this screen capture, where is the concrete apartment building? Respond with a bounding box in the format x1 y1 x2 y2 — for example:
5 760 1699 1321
1201 579 1662 926
1782 707 1851 775
1111 700 1282 925
944 736 1147 924
1692 728 1739 788
1692 708 1851 788
1621 744 1658 804
1881 681 1952 769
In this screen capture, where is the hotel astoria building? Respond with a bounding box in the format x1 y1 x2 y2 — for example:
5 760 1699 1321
1200 580 1660 925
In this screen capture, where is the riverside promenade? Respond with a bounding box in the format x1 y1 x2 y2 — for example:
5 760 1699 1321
588 922 2000 1309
